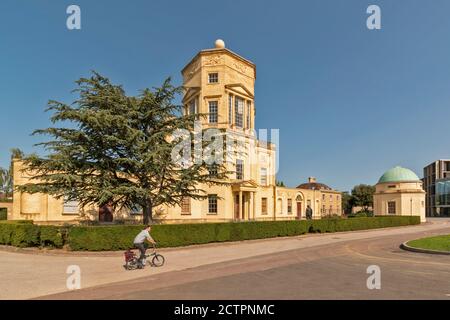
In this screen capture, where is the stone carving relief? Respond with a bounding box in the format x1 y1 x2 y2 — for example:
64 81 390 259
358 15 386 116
204 54 222 66
185 60 200 81
234 61 248 75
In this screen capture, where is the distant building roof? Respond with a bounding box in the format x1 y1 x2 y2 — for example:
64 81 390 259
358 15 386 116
296 177 332 191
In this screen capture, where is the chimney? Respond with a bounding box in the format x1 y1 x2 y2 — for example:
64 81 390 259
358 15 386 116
308 177 317 183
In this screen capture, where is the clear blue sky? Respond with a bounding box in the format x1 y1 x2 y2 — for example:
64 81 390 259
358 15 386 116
1 0 449 192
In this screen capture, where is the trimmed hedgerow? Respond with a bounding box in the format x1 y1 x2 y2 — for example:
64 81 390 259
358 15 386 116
0 216 420 251
0 223 40 247
39 226 67 248
66 216 420 251
0 208 7 220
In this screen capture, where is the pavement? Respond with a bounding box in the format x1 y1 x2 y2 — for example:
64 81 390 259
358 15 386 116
0 218 449 300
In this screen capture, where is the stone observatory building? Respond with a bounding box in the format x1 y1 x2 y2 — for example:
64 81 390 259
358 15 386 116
373 166 426 222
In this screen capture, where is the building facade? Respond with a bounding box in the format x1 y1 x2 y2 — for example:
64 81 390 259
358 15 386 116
12 40 342 224
373 166 426 222
423 159 450 217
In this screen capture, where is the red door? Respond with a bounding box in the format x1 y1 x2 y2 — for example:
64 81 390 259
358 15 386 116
297 202 302 219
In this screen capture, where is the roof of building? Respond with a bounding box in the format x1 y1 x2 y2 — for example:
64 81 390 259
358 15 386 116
296 182 332 191
378 166 420 184
181 39 256 75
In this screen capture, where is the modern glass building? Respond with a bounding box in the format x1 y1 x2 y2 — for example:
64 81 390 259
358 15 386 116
423 159 450 217
435 178 450 216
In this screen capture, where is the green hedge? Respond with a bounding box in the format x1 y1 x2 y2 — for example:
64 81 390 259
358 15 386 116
67 216 420 251
39 226 67 248
0 208 7 220
0 216 420 251
0 221 40 247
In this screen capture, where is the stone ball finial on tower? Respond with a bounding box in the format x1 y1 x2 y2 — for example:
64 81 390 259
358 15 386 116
215 39 225 48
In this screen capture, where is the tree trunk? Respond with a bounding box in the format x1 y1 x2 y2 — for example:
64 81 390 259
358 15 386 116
143 200 153 225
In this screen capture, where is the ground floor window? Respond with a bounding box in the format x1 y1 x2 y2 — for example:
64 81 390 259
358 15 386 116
181 197 191 215
287 199 292 214
261 197 268 215
388 201 396 214
208 195 218 214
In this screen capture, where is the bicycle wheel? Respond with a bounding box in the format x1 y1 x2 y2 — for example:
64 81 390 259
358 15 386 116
126 258 139 270
151 254 165 267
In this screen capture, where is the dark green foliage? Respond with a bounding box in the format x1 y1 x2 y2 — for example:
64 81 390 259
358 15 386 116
68 225 142 251
39 225 67 248
11 224 40 247
66 216 420 251
0 223 40 247
0 216 420 250
0 208 7 220
17 73 230 224
350 184 376 211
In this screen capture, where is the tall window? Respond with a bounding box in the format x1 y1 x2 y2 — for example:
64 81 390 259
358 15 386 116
236 159 244 180
209 101 218 123
287 199 292 214
322 194 325 201
208 194 218 214
208 73 218 83
228 95 233 125
188 98 197 115
181 197 191 215
261 198 268 215
260 168 267 186
235 96 244 128
246 101 251 128
388 201 396 214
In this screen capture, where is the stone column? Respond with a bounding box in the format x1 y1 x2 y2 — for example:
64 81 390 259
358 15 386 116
239 191 243 220
249 192 254 221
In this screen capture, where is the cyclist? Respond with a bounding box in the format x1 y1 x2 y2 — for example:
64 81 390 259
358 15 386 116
133 225 156 268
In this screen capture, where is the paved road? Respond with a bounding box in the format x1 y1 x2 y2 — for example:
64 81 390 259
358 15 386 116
34 218 450 300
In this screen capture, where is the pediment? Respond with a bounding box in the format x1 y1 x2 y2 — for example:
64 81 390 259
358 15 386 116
225 84 254 99
232 179 259 190
182 87 201 103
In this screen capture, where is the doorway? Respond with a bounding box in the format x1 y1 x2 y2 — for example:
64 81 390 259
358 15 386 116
99 204 114 222
296 202 302 219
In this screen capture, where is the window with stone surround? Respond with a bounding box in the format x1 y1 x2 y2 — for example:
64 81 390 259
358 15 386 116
208 73 218 83
228 95 233 125
181 197 191 215
388 201 396 214
209 101 218 123
208 194 218 214
261 198 268 215
260 168 267 186
235 96 244 128
236 159 244 180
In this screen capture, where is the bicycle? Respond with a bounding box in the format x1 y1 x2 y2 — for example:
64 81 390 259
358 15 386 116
124 244 165 270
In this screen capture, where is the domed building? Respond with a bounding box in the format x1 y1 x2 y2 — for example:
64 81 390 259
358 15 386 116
373 166 426 222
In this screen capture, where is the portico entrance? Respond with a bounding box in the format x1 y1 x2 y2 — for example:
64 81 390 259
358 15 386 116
232 181 258 221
